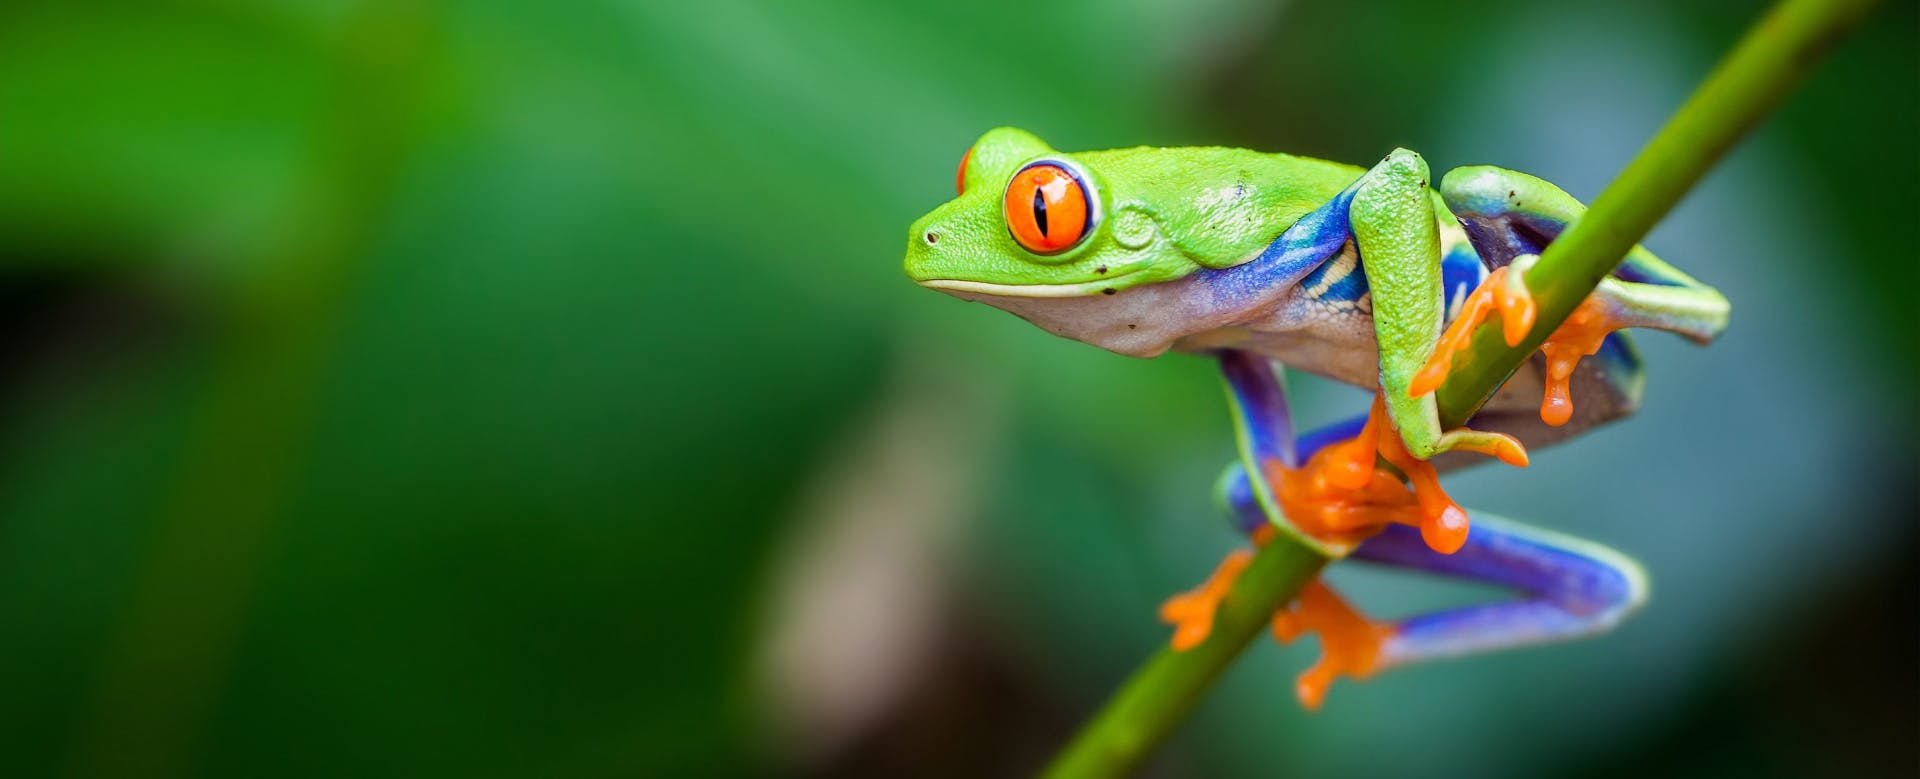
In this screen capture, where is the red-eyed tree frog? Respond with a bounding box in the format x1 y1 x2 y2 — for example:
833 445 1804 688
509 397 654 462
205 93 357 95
903 128 1729 708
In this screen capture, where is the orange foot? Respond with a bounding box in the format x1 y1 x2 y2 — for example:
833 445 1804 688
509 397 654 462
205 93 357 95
1272 579 1393 710
1158 549 1253 651
1411 259 1630 428
1411 263 1536 397
1537 296 1626 426
1272 396 1490 554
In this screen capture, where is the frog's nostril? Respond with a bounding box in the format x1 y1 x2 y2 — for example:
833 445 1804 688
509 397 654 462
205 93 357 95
923 231 939 246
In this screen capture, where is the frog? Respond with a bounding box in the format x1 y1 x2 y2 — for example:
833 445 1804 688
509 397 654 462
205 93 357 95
903 127 1729 709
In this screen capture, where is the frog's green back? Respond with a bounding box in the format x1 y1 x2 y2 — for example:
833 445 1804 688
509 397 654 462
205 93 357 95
905 127 1364 296
1071 143 1364 269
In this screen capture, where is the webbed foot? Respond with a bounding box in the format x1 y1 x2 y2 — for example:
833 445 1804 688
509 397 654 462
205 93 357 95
1411 253 1633 427
1159 549 1254 651
1411 253 1540 397
1280 396 1508 554
1271 579 1391 710
1536 295 1626 426
1262 404 1422 544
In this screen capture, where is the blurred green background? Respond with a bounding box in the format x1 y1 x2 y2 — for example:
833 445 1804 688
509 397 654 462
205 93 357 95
0 1 1913 777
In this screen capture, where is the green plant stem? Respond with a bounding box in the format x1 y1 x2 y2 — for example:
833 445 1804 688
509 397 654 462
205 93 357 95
1042 541 1326 779
1042 0 1878 776
1435 0 1882 425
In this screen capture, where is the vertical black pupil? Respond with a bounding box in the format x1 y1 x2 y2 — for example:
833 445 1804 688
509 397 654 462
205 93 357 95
1032 187 1049 237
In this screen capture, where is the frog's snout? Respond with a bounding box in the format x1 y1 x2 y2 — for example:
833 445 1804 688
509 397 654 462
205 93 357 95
903 215 942 283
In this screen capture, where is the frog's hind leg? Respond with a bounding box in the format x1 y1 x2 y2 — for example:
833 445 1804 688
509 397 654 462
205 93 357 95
1346 518 1646 665
1419 166 1730 425
1438 164 1729 343
1165 351 1411 653
1159 351 1298 653
1219 462 1645 709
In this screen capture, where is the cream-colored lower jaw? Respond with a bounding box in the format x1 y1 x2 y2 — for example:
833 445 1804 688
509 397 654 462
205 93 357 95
917 275 1133 299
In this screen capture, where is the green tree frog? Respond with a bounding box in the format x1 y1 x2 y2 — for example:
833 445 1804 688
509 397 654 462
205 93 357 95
904 128 1728 708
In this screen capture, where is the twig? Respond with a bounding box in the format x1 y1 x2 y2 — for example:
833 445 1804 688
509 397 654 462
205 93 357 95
1040 0 1879 775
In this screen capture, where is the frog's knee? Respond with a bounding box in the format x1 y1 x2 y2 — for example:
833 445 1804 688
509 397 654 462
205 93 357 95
1592 558 1649 621
1376 148 1430 181
1440 165 1532 218
1571 542 1650 627
1399 431 1443 461
1215 462 1267 535
1406 441 1442 462
1441 166 1582 223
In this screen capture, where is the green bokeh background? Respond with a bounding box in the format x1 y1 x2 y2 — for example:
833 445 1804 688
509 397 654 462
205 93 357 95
0 1 1912 777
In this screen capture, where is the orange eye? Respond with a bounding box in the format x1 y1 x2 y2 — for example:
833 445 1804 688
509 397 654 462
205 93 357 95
1003 162 1092 255
956 147 972 195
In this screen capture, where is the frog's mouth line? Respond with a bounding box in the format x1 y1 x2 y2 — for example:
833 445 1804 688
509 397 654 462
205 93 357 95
918 272 1139 299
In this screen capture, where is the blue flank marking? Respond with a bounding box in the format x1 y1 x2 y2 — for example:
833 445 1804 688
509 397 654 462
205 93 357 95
1298 244 1369 303
1194 183 1359 308
1440 245 1482 314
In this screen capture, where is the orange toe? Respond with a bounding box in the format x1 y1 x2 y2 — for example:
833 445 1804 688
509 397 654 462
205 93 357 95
1419 267 1621 427
1261 400 1421 548
1419 503 1471 555
1271 579 1392 710
1409 358 1452 399
1496 273 1538 347
1412 266 1540 398
1263 395 1481 555
1322 403 1386 492
1537 296 1622 427
1452 432 1530 468
1159 549 1254 652
1371 413 1474 556
1270 609 1305 643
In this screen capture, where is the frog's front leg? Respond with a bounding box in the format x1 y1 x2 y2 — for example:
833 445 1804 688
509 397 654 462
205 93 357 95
1220 463 1647 710
1350 150 1526 461
1415 166 1731 424
1345 150 1528 553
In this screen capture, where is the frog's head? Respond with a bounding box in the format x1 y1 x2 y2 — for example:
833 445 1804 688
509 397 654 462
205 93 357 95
904 128 1287 356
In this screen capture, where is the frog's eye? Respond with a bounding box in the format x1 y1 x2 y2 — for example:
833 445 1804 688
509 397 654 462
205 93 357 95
1004 161 1094 255
956 147 972 195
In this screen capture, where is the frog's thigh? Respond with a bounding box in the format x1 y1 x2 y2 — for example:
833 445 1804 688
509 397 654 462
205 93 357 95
1348 516 1646 669
1440 165 1728 343
1437 164 1590 254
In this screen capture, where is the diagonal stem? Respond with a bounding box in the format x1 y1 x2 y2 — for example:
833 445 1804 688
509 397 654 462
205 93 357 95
1041 0 1879 776
1432 0 1880 426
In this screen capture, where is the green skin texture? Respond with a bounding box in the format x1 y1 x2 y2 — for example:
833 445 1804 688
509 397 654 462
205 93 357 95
912 130 1361 292
905 128 1731 465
